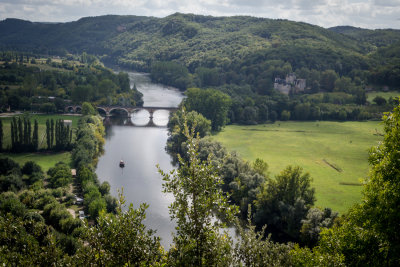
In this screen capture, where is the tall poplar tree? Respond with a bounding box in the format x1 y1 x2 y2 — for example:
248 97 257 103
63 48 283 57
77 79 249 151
55 120 59 149
23 119 28 145
11 117 16 149
46 119 51 149
27 120 31 147
32 120 38 151
50 119 54 148
0 119 3 151
18 117 23 147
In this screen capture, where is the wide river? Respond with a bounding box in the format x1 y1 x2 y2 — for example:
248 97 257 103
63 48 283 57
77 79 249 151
96 72 183 247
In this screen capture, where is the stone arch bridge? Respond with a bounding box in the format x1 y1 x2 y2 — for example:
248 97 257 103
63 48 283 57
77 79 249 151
65 105 178 119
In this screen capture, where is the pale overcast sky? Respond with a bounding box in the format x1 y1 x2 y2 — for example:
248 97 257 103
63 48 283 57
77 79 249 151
0 0 399 29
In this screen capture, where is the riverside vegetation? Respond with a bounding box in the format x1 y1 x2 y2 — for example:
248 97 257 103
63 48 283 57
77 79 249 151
1 102 399 265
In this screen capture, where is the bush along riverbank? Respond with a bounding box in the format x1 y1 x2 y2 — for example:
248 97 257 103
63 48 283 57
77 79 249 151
71 103 118 220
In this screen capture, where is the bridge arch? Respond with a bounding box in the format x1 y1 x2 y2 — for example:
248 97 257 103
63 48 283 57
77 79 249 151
66 106 75 113
97 107 107 116
109 107 130 117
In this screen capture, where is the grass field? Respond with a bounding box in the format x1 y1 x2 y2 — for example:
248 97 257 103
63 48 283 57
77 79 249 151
0 114 80 171
367 91 400 102
0 152 72 171
212 121 383 214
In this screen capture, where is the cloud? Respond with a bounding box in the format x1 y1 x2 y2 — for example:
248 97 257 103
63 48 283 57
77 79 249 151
0 0 399 29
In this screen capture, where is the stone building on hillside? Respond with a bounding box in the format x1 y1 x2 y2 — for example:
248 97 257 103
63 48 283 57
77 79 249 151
274 73 306 95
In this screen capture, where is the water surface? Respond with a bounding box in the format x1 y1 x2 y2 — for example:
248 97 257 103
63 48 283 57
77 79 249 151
96 72 183 247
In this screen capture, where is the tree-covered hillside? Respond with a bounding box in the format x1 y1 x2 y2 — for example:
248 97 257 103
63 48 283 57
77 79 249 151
1 13 399 73
1 13 400 124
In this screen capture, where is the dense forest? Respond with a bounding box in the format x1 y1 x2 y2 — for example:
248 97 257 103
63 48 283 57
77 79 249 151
0 14 399 124
0 52 143 113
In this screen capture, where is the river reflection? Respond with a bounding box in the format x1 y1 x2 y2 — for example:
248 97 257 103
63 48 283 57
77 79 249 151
96 72 183 247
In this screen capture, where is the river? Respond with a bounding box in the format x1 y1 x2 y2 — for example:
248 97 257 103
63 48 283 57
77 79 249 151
96 72 183 247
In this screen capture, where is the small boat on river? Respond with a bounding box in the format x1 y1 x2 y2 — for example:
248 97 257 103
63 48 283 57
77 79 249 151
119 160 125 168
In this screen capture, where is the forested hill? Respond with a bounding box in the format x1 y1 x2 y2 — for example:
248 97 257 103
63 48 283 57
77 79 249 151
1 13 399 73
328 25 400 50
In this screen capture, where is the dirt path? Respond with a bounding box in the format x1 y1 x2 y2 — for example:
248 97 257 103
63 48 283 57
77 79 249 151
67 208 76 219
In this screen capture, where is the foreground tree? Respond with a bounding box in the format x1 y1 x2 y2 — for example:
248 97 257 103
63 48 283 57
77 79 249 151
255 166 315 242
159 118 238 266
75 193 164 266
318 103 400 266
234 208 294 266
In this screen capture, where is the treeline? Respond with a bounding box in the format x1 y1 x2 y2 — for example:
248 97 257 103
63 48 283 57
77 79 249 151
177 83 395 131
71 103 117 220
9 116 39 152
0 116 74 152
0 51 143 112
45 119 72 151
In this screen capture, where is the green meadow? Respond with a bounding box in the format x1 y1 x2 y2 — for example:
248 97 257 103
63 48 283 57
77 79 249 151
212 121 383 214
0 114 80 170
0 151 72 171
367 91 400 102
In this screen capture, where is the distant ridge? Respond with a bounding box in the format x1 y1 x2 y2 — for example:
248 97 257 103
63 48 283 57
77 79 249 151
0 13 400 75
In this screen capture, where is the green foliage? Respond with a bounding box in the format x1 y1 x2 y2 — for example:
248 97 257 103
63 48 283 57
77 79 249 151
255 166 315 241
184 88 232 131
47 162 71 188
21 160 42 175
192 138 265 219
159 118 238 266
0 157 20 175
234 211 294 266
75 193 164 266
99 181 110 196
167 109 211 158
0 213 70 265
8 116 38 152
252 158 269 177
290 244 345 267
300 207 338 247
72 114 105 168
151 61 191 90
0 54 143 110
0 192 26 217
373 95 387 106
88 197 106 220
81 102 96 116
281 110 291 121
